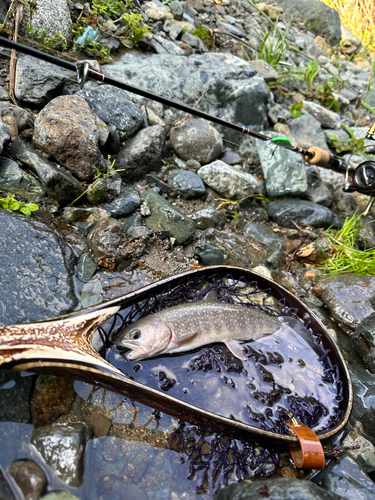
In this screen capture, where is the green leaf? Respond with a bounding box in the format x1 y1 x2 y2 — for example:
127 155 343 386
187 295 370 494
9 200 21 211
19 206 31 216
26 203 39 212
0 199 9 209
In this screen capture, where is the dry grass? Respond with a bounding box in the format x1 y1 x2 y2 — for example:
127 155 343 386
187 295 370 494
321 0 375 53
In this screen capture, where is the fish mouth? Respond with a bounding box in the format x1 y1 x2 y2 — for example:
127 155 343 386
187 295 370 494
117 341 149 361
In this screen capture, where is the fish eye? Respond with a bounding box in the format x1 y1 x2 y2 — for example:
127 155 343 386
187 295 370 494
129 329 141 340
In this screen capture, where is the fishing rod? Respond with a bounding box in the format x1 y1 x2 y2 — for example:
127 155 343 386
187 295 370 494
1 34 375 203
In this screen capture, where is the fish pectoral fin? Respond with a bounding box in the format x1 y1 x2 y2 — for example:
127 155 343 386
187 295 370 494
169 331 198 348
223 339 247 361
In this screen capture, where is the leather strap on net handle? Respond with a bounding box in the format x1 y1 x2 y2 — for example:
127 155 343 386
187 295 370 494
286 422 325 469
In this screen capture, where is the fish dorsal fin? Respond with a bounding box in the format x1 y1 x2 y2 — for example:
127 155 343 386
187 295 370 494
224 339 247 361
204 289 218 301
169 331 198 349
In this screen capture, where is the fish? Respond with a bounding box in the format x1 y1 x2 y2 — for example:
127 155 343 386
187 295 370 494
114 290 284 361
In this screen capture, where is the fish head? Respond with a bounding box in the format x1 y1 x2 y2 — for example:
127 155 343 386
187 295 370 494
114 318 172 361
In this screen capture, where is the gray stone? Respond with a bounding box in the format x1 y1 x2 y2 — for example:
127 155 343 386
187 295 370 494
33 95 104 181
341 25 362 55
0 157 46 202
264 240 287 271
267 199 342 229
0 102 31 131
167 169 206 199
116 125 165 181
7 140 83 206
272 0 341 45
170 118 223 165
31 423 87 487
256 134 307 197
216 21 246 38
150 34 186 55
141 189 195 244
87 218 127 258
77 253 97 281
165 21 183 40
169 0 183 20
145 173 173 194
194 243 224 265
106 52 270 147
215 477 343 500
0 210 77 326
313 453 375 500
249 60 279 83
220 151 241 165
181 31 206 51
76 221 94 236
96 116 109 146
188 205 227 229
63 207 109 224
0 0 11 23
76 84 145 141
24 0 73 46
0 118 11 154
290 114 329 151
305 166 333 206
8 460 47 500
198 160 258 200
302 101 341 129
305 41 326 60
352 313 375 374
0 371 34 422
123 213 143 232
320 274 375 330
143 1 167 21
15 55 73 106
104 188 141 217
80 279 103 308
127 226 151 238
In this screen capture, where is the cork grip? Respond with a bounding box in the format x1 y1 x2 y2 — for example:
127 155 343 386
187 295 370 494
287 422 325 469
305 147 331 167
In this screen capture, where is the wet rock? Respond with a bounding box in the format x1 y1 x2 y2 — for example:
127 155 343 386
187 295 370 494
0 157 46 202
87 218 127 258
290 114 329 151
33 95 104 180
313 453 375 499
194 243 224 265
167 169 206 199
76 84 145 141
320 274 375 330
256 134 307 197
116 125 165 181
7 140 83 205
8 459 47 500
352 313 375 374
0 102 31 131
273 0 341 45
220 151 241 165
77 222 94 236
215 477 343 500
244 223 283 246
302 101 341 129
0 210 77 326
15 55 73 106
128 226 151 238
123 213 143 232
264 240 287 271
107 52 270 147
90 412 112 437
77 253 97 281
23 0 73 45
0 371 34 422
141 189 196 244
170 118 223 165
305 166 333 207
267 199 342 229
30 375 76 427
188 205 227 229
63 207 109 224
2 116 18 141
0 118 11 155
31 423 88 487
80 279 104 307
198 160 258 200
104 188 141 217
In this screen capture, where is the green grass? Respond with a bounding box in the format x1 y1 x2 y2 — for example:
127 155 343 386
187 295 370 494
320 213 375 276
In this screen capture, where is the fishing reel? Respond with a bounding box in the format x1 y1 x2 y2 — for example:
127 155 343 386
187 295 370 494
304 120 375 201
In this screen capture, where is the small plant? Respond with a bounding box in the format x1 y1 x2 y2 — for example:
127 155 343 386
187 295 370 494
26 26 68 51
320 213 375 276
326 125 365 154
0 194 38 216
69 156 125 206
216 194 271 220
250 16 292 68
290 101 303 117
192 27 212 48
